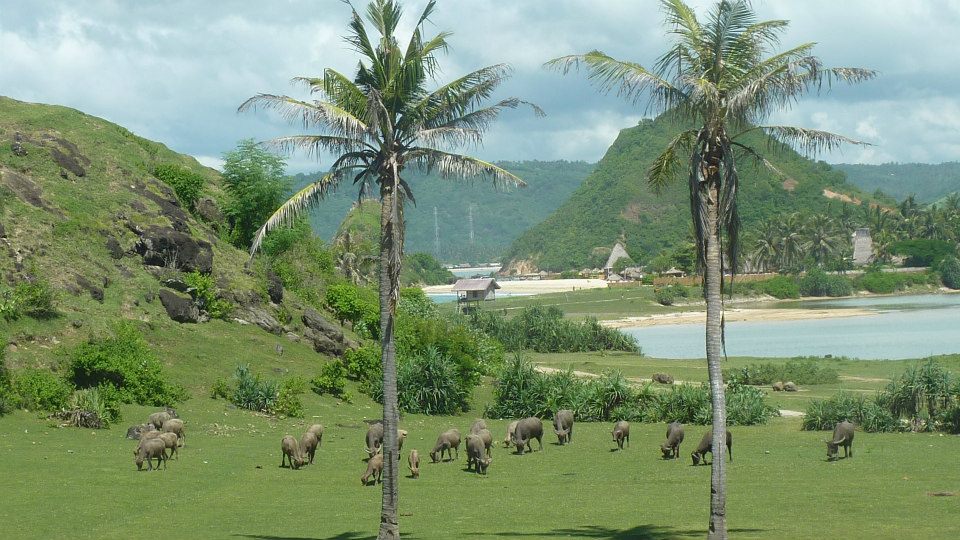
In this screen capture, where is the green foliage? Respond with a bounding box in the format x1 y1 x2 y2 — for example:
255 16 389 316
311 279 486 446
486 354 775 425
310 361 349 401
230 364 278 413
0 276 57 321
221 139 290 248
14 369 74 411
69 386 123 427
269 233 336 307
879 359 954 426
274 377 306 418
468 305 639 353
654 286 675 306
559 270 579 279
837 162 960 203
858 271 909 294
397 347 470 415
938 256 960 289
325 283 379 338
725 359 840 386
761 275 800 299
261 219 313 258
343 344 382 388
183 271 233 319
398 287 440 319
890 239 956 267
210 378 230 400
799 269 853 297
68 322 187 407
153 164 205 211
401 252 455 286
802 392 897 433
395 310 502 389
0 351 16 415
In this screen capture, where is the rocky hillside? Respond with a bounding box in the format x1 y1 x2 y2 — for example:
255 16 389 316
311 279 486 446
0 97 354 376
503 115 879 272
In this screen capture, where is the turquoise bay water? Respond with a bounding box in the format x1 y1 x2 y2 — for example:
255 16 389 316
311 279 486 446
623 294 960 360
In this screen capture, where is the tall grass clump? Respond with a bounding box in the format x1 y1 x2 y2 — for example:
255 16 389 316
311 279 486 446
0 275 57 321
725 358 839 385
469 305 639 353
0 350 16 415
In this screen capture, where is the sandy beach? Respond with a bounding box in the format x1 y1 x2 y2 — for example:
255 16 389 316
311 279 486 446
423 278 608 295
601 307 876 328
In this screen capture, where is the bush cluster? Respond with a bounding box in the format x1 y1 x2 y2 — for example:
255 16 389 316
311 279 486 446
153 164 205 211
0 351 16 415
799 269 853 297
310 361 351 402
725 358 839 386
68 322 188 407
890 239 956 268
183 271 233 319
325 283 380 338
218 364 305 418
486 355 778 426
939 256 960 289
468 305 639 353
14 369 74 411
857 270 935 294
654 284 688 306
0 277 57 321
804 359 960 434
761 275 800 299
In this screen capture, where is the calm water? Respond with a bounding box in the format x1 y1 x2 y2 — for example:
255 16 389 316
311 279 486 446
623 294 960 360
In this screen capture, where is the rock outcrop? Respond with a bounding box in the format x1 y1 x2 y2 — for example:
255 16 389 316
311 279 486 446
158 289 200 323
133 226 213 274
302 307 357 356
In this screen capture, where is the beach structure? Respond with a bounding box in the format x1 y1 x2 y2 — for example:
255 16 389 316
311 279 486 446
852 228 873 266
452 278 500 313
603 242 632 278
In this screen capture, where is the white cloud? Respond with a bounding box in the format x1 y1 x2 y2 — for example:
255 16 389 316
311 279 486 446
193 155 225 171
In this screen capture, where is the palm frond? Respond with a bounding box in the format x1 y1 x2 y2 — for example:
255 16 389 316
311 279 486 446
249 174 339 257
545 51 683 111
260 135 372 158
754 125 869 155
238 93 368 138
648 129 700 192
408 148 527 189
415 98 544 148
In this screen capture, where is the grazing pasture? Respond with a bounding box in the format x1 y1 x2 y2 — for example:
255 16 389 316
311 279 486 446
1 376 958 539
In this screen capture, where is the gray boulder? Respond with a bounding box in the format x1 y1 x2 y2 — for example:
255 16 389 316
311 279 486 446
302 308 344 342
195 197 224 224
233 305 282 335
105 237 124 259
267 270 283 304
158 289 200 323
134 226 213 274
304 328 344 356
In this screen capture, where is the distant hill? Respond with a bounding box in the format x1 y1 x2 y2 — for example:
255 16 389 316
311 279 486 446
835 162 960 203
292 160 594 264
503 115 877 273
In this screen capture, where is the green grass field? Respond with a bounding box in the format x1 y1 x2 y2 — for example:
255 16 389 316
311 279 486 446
2 348 960 539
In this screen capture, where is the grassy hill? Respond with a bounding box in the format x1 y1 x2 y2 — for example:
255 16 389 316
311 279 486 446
503 116 877 272
836 162 960 203
0 95 351 377
294 160 594 264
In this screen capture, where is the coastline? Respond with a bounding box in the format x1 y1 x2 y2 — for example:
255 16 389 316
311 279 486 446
423 278 609 295
600 306 877 329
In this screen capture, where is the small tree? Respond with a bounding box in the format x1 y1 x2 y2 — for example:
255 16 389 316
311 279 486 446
221 139 291 248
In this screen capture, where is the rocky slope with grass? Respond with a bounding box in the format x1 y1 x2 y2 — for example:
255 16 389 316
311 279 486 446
0 96 354 374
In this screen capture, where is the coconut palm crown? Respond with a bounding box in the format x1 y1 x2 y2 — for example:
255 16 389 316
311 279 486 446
240 1 539 538
547 1 875 538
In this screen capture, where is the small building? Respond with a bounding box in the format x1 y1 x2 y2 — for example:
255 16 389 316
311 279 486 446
603 242 633 279
660 267 686 278
852 228 873 266
451 278 500 313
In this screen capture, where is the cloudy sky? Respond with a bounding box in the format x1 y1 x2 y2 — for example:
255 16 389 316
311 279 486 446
2 0 958 172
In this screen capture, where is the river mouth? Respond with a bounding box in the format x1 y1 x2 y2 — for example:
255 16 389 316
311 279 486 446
621 293 960 360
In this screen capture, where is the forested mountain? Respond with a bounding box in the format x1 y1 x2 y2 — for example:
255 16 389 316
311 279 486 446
836 162 960 203
503 115 878 272
292 161 594 264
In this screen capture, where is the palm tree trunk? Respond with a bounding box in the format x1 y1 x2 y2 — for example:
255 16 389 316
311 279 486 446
377 180 401 540
705 180 728 540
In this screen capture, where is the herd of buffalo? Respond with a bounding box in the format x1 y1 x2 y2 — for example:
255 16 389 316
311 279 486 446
129 409 857 478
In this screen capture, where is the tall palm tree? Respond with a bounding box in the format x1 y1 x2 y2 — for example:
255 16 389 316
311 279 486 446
548 1 874 536
804 214 842 267
240 1 539 537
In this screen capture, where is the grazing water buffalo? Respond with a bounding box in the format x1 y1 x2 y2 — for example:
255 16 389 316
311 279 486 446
469 419 488 435
827 421 855 460
612 420 630 450
430 429 461 462
408 449 420 478
502 420 519 448
365 422 384 458
660 422 684 459
511 417 544 455
553 409 574 445
280 435 304 470
691 430 732 465
361 453 384 485
465 435 492 474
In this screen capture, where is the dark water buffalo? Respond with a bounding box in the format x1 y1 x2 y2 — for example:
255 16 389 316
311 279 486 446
691 429 732 465
826 421 855 460
511 417 544 455
660 422 684 459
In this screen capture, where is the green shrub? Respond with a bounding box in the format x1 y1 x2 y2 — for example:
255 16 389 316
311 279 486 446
654 287 675 306
274 377 306 418
63 386 122 427
343 344 382 385
880 359 954 424
799 269 853 297
15 369 74 411
0 351 16 415
724 358 839 385
650 384 712 425
485 353 552 419
261 219 313 258
761 276 800 299
890 239 956 268
725 382 780 425
153 164 205 211
938 402 960 434
802 392 897 433
468 305 638 353
310 361 349 399
939 256 960 289
68 322 187 407
560 270 579 279
210 378 230 400
858 271 901 294
183 271 233 319
399 287 440 319
0 277 57 321
325 283 380 338
396 347 470 415
230 364 278 413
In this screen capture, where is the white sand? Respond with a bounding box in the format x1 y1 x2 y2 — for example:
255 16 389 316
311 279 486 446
423 278 608 295
602 307 876 328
